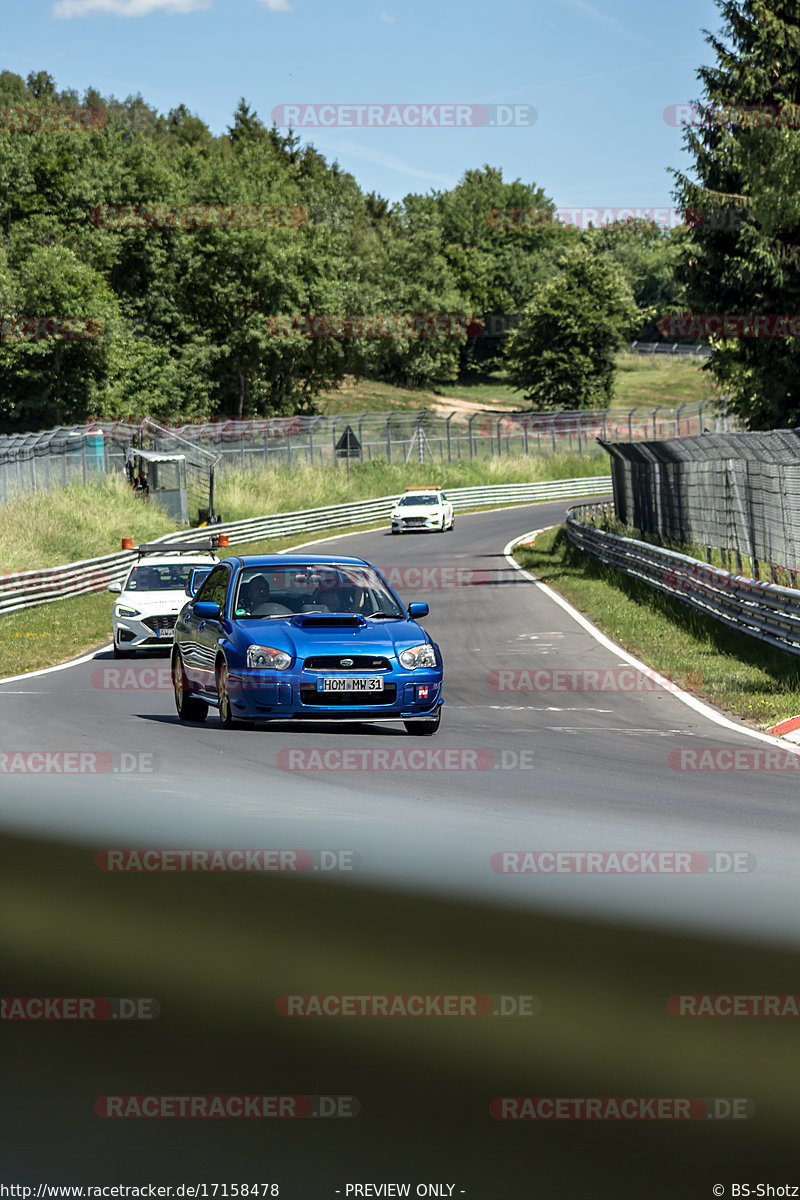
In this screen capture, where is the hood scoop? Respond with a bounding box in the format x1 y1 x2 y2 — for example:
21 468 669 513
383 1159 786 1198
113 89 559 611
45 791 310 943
291 615 366 629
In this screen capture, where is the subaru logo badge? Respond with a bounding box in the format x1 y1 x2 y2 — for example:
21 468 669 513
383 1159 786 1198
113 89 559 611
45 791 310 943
340 658 354 667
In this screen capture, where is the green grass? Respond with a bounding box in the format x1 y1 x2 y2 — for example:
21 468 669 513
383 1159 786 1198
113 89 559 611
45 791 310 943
1 474 174 574
213 455 608 523
515 525 800 729
613 352 721 409
0 455 609 576
312 357 719 417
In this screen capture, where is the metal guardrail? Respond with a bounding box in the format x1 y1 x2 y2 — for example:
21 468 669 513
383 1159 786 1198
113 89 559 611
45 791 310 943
566 503 800 658
629 341 712 358
0 477 612 616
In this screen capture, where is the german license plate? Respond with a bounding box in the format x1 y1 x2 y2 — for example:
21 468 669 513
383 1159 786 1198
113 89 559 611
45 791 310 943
156 628 173 639
318 676 384 692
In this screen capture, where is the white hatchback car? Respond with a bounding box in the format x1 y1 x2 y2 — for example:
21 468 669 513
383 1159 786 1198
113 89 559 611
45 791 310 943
108 542 218 658
390 488 455 534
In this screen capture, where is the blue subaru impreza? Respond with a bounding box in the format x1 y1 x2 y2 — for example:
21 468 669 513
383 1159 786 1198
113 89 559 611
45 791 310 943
171 554 443 734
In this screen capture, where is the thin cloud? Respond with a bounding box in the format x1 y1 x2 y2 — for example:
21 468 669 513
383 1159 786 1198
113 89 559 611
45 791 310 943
257 0 292 9
316 137 453 186
380 11 396 22
562 0 653 46
53 0 208 16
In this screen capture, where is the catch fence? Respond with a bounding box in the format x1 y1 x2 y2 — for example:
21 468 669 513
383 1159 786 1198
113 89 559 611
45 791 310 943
0 401 727 518
603 429 800 581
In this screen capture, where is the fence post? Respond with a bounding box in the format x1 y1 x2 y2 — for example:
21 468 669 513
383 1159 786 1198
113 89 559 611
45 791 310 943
446 412 455 463
331 419 339 469
468 414 479 460
386 417 392 464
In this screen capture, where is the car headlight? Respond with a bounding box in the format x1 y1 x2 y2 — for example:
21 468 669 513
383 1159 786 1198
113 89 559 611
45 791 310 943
247 645 292 670
115 606 141 618
399 643 436 670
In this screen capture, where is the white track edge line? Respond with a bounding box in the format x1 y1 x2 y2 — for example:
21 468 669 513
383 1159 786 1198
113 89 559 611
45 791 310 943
504 527 800 753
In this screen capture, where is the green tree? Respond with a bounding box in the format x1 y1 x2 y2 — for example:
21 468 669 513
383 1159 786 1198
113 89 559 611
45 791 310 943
503 244 641 408
671 0 800 427
585 218 689 342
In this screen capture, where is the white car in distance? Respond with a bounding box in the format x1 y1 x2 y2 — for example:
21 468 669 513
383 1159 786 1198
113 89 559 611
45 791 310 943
108 541 220 658
390 487 455 535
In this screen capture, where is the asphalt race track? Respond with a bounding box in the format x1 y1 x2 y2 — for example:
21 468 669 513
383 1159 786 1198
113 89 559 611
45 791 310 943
2 499 800 1196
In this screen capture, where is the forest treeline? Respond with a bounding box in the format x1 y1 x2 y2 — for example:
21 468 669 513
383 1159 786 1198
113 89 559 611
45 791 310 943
0 69 689 429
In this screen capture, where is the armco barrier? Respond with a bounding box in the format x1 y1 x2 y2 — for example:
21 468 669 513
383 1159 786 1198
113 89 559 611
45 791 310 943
566 502 800 657
0 477 611 617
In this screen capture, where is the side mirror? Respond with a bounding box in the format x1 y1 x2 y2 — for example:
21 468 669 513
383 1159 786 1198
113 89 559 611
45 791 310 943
187 568 212 597
407 601 429 619
193 600 221 620
107 582 122 594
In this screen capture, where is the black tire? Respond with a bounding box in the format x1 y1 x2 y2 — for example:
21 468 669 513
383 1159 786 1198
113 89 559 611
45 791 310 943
215 657 237 729
172 650 208 722
404 711 441 736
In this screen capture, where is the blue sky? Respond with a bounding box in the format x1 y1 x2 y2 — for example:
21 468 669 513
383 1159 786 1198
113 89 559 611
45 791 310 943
2 0 721 213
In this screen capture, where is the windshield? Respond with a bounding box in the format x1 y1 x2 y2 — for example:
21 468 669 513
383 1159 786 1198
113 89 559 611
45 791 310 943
398 494 439 506
125 562 202 592
233 564 406 619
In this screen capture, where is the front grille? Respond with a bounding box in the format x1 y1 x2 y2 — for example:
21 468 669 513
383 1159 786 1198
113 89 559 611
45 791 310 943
143 614 178 632
300 684 397 707
303 656 391 671
402 518 426 527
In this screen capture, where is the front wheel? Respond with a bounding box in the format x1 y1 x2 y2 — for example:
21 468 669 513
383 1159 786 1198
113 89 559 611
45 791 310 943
404 711 441 736
113 638 134 659
172 650 208 722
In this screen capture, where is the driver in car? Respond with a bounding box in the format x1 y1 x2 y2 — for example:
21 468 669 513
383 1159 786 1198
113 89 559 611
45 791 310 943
242 574 272 615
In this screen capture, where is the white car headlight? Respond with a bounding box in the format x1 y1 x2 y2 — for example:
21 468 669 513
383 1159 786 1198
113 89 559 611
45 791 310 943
399 643 436 670
247 645 292 670
116 606 141 618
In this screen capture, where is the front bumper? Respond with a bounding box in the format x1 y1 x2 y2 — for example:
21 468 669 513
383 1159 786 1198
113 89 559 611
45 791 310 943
390 515 445 533
114 614 178 651
226 667 443 722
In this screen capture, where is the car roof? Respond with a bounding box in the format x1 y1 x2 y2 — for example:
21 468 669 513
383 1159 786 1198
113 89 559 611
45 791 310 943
128 555 216 568
219 554 371 569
